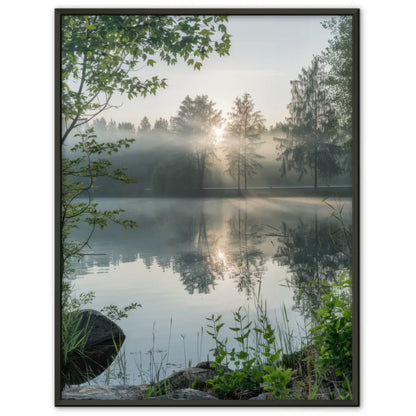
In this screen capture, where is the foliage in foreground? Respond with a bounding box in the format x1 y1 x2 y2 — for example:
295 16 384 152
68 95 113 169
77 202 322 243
204 271 353 400
61 127 140 372
205 306 292 399
60 15 232 378
61 304 92 365
61 290 141 367
310 270 353 398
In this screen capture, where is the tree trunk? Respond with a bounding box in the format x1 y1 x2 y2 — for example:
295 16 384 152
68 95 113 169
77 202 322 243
244 152 247 190
237 137 241 193
314 89 318 193
197 152 206 190
314 141 318 192
244 122 247 191
314 212 320 306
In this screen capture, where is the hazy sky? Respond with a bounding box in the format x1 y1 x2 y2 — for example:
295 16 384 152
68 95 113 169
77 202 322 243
104 15 333 128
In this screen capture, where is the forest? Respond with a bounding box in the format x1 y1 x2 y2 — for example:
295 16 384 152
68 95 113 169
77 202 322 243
62 16 353 197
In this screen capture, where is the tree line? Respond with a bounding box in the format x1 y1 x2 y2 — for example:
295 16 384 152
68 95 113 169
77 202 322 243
275 17 353 190
72 16 353 195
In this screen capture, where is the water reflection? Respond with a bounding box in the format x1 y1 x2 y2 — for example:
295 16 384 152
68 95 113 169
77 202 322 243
172 213 225 294
226 203 267 297
72 198 352 316
273 212 352 318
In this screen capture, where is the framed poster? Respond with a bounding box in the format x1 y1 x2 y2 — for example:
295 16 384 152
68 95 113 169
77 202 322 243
55 8 359 406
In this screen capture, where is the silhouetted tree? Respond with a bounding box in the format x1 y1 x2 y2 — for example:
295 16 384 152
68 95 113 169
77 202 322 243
92 117 107 133
275 58 342 190
171 95 222 190
139 116 151 132
61 15 231 143
320 16 354 177
320 16 353 144
153 117 169 131
108 119 117 134
224 93 265 191
118 122 135 132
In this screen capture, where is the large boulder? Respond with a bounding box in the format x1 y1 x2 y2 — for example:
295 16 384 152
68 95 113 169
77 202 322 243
78 309 125 348
62 309 126 386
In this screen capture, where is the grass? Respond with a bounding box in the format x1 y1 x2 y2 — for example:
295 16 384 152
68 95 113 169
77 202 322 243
61 289 95 367
61 310 92 366
85 269 352 402
204 301 292 399
99 318 204 388
104 335 128 385
61 286 141 388
64 196 353 398
201 271 353 400
63 268 352 402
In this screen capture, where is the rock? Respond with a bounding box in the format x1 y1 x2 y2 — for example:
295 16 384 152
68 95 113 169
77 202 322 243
78 309 125 348
62 385 218 401
147 388 218 400
151 361 228 395
248 392 274 400
62 385 144 400
62 309 126 386
195 361 213 369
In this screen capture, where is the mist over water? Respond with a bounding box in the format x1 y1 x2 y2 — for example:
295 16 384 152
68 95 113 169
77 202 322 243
63 122 352 199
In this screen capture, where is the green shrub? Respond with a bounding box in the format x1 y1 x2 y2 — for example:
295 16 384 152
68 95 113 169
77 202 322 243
310 270 352 396
262 365 292 399
205 307 291 399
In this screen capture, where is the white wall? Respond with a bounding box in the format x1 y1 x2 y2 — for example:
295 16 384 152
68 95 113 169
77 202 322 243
1 0 414 414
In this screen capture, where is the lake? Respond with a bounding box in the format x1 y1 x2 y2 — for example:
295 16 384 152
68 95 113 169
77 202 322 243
70 196 352 385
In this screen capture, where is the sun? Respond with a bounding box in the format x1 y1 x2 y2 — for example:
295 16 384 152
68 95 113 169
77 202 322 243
214 127 224 145
217 249 226 265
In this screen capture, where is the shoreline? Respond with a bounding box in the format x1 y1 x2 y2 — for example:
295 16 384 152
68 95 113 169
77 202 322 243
91 186 353 199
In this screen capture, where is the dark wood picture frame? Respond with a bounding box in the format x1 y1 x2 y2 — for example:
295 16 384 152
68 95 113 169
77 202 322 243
55 8 359 406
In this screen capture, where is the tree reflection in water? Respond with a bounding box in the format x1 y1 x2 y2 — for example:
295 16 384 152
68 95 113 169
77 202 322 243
272 210 352 318
173 201 268 297
172 212 225 294
226 202 266 297
71 198 352 315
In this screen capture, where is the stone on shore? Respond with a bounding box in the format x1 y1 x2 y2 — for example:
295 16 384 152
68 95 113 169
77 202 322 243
62 385 145 400
78 309 125 348
150 361 228 395
62 309 126 386
248 392 275 400
147 388 218 400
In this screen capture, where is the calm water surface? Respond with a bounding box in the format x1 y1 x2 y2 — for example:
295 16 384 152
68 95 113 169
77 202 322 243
71 196 352 385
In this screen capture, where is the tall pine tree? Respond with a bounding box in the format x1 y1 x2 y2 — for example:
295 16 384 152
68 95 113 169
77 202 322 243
276 58 342 190
224 93 265 191
171 95 222 190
